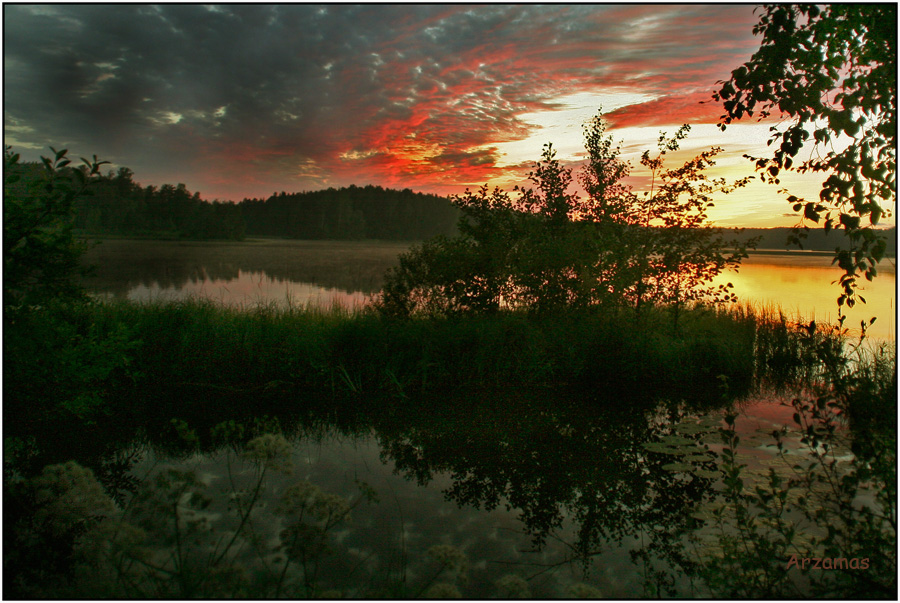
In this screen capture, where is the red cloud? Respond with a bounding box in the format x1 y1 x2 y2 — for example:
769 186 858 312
605 91 725 129
203 5 766 198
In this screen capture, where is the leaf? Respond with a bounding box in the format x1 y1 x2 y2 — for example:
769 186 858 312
674 423 708 435
804 203 820 222
661 435 696 446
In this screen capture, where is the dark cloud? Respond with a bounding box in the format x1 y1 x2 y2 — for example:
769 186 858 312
4 4 761 199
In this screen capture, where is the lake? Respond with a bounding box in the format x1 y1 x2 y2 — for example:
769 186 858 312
81 238 896 341
68 238 895 597
81 238 410 310
47 383 857 598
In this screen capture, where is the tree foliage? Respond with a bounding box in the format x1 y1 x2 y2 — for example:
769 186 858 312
713 4 896 307
75 168 245 240
379 113 754 320
10 154 457 243
4 147 140 447
4 146 107 308
240 185 458 241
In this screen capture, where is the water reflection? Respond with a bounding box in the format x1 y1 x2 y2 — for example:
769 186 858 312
714 253 896 341
82 240 896 340
121 270 370 309
20 387 737 597
79 238 409 307
375 393 715 555
13 373 882 598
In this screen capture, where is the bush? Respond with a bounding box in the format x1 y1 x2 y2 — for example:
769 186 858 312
378 113 754 319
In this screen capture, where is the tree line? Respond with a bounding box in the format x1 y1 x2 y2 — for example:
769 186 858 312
4 161 245 240
7 159 460 242
239 185 458 240
735 227 896 256
9 153 893 256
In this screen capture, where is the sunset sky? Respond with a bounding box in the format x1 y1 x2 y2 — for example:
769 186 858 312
3 4 877 228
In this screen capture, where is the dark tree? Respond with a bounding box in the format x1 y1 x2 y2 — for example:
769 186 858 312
4 147 107 308
379 113 753 319
713 4 896 307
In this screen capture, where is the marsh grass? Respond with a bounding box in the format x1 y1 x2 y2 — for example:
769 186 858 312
4 295 764 487
83 297 761 412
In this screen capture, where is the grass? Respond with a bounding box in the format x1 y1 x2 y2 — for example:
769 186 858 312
83 297 761 408
4 295 764 480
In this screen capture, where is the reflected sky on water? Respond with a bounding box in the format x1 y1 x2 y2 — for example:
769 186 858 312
121 270 372 310
82 239 896 340
714 253 895 341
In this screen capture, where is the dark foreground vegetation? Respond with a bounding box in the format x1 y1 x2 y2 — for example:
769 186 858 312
4 295 896 598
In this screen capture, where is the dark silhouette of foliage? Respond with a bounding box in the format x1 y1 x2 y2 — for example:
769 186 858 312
380 113 754 319
732 226 896 254
4 146 107 308
629 128 754 322
376 392 717 567
4 147 140 480
71 168 245 240
713 4 896 307
239 184 459 241
61 167 457 242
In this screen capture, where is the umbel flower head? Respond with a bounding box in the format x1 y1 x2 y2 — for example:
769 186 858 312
241 433 294 474
495 574 531 599
427 544 469 583
277 480 351 523
32 461 116 536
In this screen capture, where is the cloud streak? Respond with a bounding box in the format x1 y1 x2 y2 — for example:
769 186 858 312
5 4 764 200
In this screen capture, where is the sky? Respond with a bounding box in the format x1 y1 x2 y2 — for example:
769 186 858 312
2 3 876 228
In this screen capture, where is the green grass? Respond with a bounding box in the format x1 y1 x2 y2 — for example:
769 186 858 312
82 298 761 409
9 294 893 478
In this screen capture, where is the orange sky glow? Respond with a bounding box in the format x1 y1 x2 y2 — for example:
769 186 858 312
4 4 894 228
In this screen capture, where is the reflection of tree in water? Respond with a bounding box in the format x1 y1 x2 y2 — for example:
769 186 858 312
79 239 408 298
374 390 721 585
10 380 731 596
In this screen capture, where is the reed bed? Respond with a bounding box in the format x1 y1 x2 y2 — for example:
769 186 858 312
84 297 764 409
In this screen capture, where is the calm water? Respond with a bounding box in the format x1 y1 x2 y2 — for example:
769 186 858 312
81 389 840 598
81 238 410 310
713 251 895 341
73 238 894 597
81 238 896 340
